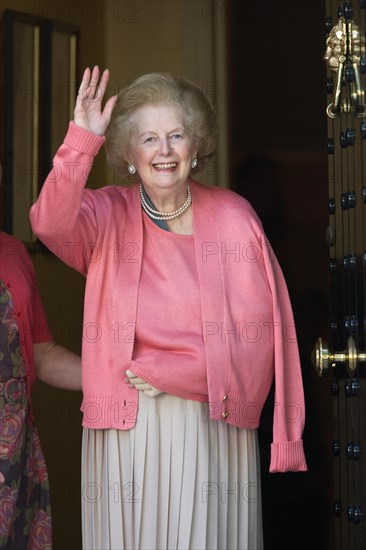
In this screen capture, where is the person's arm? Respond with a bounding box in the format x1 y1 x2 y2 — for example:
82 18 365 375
29 66 116 274
34 341 82 391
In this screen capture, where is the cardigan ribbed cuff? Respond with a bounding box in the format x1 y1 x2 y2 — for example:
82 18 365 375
269 440 308 473
64 121 106 157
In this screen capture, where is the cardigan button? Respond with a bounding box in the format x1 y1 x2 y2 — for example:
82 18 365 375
223 395 228 401
222 411 229 419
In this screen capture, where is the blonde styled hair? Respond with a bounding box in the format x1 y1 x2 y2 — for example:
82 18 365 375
105 73 216 178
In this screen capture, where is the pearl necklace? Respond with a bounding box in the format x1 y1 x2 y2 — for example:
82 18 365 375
139 183 192 221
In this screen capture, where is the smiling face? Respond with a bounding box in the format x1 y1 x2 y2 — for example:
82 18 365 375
127 103 197 196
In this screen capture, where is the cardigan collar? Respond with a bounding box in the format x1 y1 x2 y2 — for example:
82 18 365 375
130 179 230 399
190 180 230 399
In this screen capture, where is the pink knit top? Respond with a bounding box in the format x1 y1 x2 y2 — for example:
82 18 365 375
131 213 208 400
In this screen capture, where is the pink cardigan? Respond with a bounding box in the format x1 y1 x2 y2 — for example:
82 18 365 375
30 122 307 473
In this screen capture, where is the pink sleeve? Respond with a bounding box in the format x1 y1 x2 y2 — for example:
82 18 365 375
261 235 308 473
30 122 106 275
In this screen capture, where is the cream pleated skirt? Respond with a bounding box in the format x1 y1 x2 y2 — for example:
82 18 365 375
81 392 263 550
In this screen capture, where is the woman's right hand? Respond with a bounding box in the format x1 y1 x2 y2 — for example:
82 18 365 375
74 65 117 136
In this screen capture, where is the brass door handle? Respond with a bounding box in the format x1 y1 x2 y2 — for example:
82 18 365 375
311 335 366 377
326 55 345 118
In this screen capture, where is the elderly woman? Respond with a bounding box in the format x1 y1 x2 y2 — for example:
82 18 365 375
30 66 307 550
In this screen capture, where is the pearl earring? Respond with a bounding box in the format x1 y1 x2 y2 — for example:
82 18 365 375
191 158 198 169
128 163 137 175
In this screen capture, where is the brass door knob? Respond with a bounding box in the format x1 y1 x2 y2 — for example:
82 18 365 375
311 335 366 377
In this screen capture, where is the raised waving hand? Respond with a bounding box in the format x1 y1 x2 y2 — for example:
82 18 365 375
74 66 116 136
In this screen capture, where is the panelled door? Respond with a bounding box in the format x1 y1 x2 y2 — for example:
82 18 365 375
313 1 366 548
